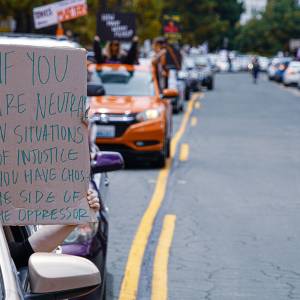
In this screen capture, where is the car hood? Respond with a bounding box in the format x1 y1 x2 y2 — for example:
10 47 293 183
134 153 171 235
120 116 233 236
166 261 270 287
89 95 161 114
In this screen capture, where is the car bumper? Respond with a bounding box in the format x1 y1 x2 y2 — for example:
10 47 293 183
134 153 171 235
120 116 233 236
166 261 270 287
283 74 300 85
95 119 166 156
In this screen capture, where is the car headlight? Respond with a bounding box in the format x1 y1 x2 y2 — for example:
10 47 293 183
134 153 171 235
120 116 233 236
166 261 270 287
136 109 161 122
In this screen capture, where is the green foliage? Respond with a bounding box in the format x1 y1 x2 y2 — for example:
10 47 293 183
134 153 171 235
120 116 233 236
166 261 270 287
235 0 300 55
0 0 244 49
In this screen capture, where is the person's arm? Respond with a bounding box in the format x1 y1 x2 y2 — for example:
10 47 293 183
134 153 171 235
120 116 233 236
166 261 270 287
123 36 139 64
28 189 99 252
93 36 105 64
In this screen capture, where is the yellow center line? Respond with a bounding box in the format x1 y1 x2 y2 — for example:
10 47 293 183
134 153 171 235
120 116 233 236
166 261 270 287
151 215 177 300
118 93 201 300
179 143 189 161
191 116 197 127
195 101 201 109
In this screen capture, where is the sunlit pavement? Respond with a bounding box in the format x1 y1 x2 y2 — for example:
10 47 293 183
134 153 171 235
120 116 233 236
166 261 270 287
106 73 300 300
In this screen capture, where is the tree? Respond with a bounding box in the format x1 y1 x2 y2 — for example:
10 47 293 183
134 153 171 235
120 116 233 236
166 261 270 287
235 0 300 55
161 0 243 49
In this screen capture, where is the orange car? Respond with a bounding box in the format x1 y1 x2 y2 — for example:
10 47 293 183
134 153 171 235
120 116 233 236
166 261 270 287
87 63 175 167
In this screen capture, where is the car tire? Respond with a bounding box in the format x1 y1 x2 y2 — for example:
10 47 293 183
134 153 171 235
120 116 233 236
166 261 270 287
155 153 166 168
173 97 180 114
185 87 191 101
207 79 214 90
154 139 168 168
166 138 171 158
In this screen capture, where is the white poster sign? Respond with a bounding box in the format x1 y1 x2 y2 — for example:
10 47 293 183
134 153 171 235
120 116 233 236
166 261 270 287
33 0 87 29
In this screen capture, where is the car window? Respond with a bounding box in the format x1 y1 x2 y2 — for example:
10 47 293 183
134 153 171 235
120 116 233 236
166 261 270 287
93 69 155 97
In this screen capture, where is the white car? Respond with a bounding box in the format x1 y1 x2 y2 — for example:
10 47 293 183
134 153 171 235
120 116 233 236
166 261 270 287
267 58 281 80
0 225 101 299
258 56 270 72
283 61 300 86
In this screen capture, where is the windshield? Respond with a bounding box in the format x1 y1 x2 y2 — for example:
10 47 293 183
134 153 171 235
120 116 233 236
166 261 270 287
90 68 155 97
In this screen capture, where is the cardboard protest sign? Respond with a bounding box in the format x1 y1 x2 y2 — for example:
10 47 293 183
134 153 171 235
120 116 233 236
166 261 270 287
97 13 136 41
0 45 93 225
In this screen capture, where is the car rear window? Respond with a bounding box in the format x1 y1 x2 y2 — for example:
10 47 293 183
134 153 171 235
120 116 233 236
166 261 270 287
93 69 155 97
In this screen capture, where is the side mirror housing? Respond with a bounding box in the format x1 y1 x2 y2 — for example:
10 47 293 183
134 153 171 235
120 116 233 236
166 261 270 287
27 253 101 299
91 151 124 174
87 83 105 96
162 89 179 98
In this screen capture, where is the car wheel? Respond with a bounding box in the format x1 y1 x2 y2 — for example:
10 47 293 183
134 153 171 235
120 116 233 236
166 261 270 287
185 87 191 101
173 97 180 114
166 138 171 158
154 139 167 168
207 79 214 90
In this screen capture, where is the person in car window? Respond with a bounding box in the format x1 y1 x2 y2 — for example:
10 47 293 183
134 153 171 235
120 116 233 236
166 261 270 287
93 35 139 65
9 187 100 269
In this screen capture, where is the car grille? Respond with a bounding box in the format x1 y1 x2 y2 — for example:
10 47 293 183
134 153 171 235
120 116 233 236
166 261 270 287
92 113 137 138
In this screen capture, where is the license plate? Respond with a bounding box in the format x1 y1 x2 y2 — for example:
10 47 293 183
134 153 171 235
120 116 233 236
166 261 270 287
97 125 115 138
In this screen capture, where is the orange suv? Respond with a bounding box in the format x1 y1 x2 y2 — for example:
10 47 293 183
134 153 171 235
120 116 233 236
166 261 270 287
88 63 175 167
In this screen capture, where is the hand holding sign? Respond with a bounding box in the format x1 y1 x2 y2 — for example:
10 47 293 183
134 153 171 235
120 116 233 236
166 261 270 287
0 45 92 225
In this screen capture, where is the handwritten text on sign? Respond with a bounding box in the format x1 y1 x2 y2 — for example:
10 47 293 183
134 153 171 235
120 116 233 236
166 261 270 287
0 45 92 225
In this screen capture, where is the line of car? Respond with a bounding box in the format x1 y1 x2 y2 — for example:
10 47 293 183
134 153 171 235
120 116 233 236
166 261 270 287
267 57 300 87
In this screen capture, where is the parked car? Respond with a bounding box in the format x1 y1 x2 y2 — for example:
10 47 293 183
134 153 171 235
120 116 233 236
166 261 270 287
88 63 173 168
283 61 300 86
268 57 292 81
274 59 291 82
180 57 201 92
194 55 215 90
168 69 185 112
1 224 101 299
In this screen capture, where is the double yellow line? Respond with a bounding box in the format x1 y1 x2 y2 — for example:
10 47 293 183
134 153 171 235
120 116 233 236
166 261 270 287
118 93 201 300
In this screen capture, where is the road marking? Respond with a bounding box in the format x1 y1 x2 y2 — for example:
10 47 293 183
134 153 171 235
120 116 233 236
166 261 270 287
118 93 201 300
179 144 189 161
151 215 177 300
191 116 197 127
195 101 201 109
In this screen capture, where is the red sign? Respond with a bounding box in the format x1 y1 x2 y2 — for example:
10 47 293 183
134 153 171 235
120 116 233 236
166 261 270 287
57 3 87 23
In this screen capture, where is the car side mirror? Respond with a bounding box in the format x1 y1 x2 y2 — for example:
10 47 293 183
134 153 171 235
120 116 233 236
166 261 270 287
91 151 124 174
162 89 179 98
27 253 101 299
87 83 105 96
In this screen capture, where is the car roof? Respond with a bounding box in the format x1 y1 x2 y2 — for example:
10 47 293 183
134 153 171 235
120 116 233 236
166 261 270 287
0 34 81 48
88 63 151 72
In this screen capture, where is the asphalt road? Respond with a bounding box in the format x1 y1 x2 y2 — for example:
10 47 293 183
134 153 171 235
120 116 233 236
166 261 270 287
106 73 300 300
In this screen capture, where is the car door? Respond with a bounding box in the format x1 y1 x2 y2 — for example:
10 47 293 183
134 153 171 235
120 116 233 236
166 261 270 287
0 226 22 300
